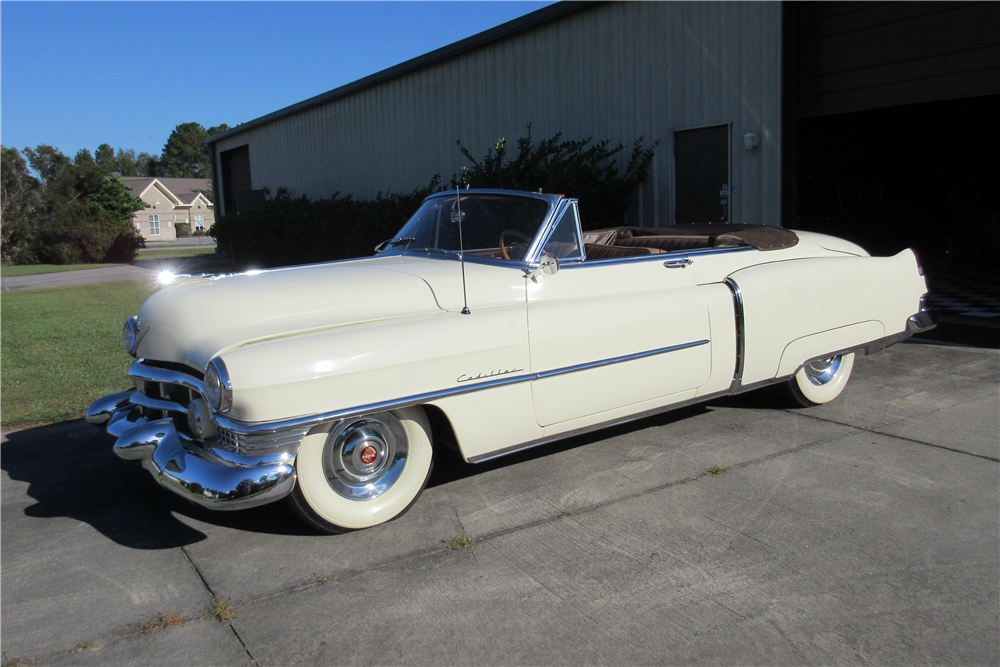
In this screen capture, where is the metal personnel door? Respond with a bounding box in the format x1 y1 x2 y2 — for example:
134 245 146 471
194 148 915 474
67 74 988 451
674 125 730 223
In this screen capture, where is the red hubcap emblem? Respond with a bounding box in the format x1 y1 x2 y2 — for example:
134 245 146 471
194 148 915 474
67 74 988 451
359 445 378 465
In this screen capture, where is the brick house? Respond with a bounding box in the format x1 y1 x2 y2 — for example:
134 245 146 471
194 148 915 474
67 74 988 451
121 177 215 241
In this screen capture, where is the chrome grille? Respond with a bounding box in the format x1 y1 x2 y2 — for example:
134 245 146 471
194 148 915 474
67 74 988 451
216 424 311 455
126 360 309 456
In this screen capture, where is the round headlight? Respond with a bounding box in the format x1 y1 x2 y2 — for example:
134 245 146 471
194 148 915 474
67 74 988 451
122 317 139 357
204 357 233 413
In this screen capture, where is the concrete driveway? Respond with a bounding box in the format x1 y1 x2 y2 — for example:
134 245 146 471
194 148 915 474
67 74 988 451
2 341 997 666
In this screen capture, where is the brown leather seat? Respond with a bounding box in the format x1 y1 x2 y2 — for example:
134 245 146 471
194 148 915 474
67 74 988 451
584 243 664 260
616 236 712 252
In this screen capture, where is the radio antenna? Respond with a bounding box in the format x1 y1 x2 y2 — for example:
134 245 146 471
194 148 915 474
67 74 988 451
456 188 471 315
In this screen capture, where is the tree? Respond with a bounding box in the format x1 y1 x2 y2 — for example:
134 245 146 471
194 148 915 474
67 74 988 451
24 144 73 185
5 144 146 265
160 122 230 178
95 143 117 175
207 123 231 139
89 177 147 226
160 122 208 177
1 146 41 264
137 151 162 177
74 148 95 166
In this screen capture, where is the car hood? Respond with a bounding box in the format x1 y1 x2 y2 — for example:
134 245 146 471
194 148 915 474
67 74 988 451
135 256 448 371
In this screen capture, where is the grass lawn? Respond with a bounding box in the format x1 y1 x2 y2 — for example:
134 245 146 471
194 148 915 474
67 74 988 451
1 263 122 277
1 280 158 430
0 246 217 278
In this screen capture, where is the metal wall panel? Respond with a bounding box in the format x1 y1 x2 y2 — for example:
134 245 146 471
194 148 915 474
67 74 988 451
795 1 1000 118
213 2 783 226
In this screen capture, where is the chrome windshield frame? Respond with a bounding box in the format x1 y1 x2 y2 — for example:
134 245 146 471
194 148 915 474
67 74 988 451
385 189 565 264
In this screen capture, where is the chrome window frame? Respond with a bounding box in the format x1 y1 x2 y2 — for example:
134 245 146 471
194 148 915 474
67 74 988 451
531 199 586 264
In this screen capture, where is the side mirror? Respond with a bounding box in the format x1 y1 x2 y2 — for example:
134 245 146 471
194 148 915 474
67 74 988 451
527 253 560 280
539 253 559 275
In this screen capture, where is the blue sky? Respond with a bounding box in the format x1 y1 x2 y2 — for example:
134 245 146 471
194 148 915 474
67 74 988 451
1 1 554 158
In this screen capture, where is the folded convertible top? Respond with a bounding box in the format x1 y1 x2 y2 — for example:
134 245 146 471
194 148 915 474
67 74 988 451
583 224 799 252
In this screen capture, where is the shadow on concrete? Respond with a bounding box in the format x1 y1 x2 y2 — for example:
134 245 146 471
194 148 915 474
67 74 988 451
1 420 312 549
1 393 806 541
427 403 712 489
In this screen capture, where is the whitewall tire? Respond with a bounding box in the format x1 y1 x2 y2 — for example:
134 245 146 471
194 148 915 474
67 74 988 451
288 407 433 533
787 352 855 407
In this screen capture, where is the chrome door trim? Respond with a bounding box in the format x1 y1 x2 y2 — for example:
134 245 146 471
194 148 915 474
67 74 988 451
724 277 746 393
534 340 709 380
213 339 710 436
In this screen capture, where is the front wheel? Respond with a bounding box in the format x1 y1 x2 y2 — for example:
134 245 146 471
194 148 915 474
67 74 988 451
287 407 434 534
786 352 855 407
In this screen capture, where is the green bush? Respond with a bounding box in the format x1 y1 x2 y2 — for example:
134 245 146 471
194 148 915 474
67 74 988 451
175 222 191 237
454 126 659 229
31 200 144 264
212 179 439 269
1 146 148 265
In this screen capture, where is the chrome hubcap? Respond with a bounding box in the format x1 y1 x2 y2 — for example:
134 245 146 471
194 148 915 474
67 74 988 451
323 412 408 500
803 356 842 386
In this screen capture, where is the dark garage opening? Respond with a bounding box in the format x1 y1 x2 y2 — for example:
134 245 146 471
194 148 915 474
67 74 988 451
792 94 1000 345
793 93 999 267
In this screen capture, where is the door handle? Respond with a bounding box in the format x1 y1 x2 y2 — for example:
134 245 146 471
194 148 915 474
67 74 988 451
663 258 693 269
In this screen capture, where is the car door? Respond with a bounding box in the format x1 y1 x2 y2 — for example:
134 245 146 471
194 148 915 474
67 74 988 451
526 204 713 427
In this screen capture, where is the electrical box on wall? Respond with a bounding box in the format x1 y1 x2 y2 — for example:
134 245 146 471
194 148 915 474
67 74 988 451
743 133 759 151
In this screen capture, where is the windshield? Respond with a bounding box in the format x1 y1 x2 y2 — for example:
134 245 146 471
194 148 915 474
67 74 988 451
384 193 551 258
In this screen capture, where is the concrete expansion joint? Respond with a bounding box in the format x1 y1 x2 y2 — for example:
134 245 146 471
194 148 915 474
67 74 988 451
790 409 1000 463
248 431 868 608
173 542 258 665
140 489 260 666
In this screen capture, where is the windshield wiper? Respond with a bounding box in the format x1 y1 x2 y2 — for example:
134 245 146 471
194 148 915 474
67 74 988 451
389 237 416 247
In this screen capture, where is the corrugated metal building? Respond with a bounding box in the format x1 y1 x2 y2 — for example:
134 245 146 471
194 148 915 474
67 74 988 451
207 1 999 236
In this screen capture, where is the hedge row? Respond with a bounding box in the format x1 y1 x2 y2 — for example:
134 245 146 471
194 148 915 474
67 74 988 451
211 128 659 269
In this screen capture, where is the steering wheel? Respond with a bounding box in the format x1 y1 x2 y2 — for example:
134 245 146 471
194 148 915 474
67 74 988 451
499 229 532 260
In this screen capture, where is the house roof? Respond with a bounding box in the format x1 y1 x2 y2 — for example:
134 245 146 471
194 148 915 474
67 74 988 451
205 1 593 146
120 177 212 205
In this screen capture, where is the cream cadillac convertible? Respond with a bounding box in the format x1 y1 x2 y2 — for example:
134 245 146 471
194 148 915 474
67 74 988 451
87 189 936 533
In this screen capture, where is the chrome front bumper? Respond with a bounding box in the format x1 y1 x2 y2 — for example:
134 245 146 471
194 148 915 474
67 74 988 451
87 392 296 510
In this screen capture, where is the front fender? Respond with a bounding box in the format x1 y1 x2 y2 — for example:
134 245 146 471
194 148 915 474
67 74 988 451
218 307 530 423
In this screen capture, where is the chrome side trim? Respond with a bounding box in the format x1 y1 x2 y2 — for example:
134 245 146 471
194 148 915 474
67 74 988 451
468 309 935 465
724 277 746 393
534 340 709 380
215 340 710 435
214 371 538 436
468 390 732 464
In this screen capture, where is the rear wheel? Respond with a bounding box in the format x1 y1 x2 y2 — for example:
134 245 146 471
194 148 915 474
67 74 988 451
786 352 855 407
288 407 433 534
